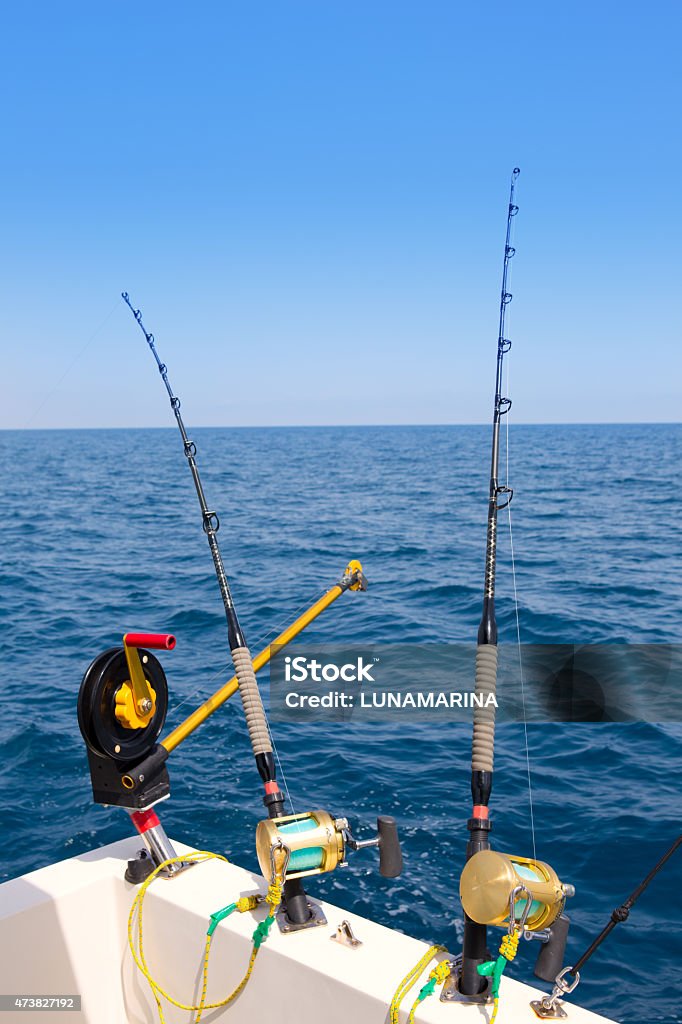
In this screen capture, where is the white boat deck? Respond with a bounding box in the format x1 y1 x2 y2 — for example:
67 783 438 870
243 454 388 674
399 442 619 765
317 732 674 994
0 837 617 1023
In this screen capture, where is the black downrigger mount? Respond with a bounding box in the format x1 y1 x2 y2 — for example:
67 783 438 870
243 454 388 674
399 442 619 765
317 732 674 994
77 632 178 883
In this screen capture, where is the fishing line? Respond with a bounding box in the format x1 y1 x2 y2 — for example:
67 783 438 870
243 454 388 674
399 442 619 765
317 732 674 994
168 661 232 716
460 167 521 996
502 214 537 862
268 728 298 817
22 298 120 429
507 505 537 862
169 581 329 812
167 659 298 816
173 579 330 814
165 574 342 815
245 579 340 818
248 584 330 651
233 576 350 816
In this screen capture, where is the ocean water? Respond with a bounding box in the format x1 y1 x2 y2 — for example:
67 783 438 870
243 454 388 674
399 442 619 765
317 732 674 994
0 423 680 1023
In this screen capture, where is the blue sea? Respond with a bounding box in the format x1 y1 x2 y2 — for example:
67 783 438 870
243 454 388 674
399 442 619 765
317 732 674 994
1 424 680 1023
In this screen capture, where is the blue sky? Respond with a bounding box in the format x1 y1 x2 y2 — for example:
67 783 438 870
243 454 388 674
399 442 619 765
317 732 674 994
2 2 680 427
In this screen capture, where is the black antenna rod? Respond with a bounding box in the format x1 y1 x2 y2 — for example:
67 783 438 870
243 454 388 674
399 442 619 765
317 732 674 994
460 168 520 996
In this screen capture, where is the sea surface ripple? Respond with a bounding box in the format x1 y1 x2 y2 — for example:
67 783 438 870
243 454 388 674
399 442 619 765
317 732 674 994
0 424 680 1023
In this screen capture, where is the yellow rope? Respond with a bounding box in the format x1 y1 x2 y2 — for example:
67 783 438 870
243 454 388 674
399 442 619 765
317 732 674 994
264 877 283 909
499 930 519 961
388 945 448 1024
127 851 283 1024
406 959 451 1023
480 927 521 1024
389 927 521 1023
235 895 260 913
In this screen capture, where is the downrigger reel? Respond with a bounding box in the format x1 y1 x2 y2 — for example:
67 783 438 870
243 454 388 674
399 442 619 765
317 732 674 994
78 632 173 809
78 632 177 879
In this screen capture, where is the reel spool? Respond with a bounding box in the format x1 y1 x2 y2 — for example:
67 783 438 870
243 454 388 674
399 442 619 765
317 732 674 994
78 647 168 762
256 811 344 881
78 635 173 808
256 810 403 883
460 850 574 932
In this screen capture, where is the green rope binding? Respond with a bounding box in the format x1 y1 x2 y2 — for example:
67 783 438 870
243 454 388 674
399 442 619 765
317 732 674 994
207 903 238 936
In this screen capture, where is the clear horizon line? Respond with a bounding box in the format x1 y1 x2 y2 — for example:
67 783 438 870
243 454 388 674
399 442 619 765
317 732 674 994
2 420 680 432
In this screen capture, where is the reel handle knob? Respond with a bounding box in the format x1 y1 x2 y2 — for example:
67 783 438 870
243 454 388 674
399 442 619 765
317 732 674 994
124 633 176 650
377 815 403 878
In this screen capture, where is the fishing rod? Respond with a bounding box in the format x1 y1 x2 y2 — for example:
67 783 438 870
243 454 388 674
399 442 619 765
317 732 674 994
121 293 279 801
119 294 402 925
460 167 520 996
389 172 574 1021
392 173 674 1021
121 291 324 920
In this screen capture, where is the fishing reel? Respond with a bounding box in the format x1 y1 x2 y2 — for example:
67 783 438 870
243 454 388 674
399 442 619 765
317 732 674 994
460 849 575 983
256 810 403 885
77 633 174 809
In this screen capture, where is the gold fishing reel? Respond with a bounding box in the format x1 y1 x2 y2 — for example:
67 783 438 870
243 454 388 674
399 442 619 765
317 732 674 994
256 811 345 881
460 850 575 932
256 810 403 882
